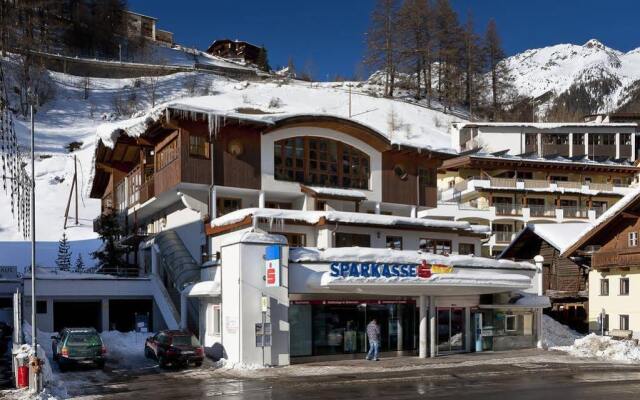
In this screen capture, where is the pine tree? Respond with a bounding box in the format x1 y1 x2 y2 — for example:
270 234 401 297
397 0 433 100
433 0 464 111
365 0 400 97
484 18 511 120
56 232 72 271
74 253 85 273
256 46 271 72
462 11 485 119
91 212 127 273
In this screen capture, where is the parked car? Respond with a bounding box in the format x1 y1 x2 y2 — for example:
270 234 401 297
51 328 106 371
144 330 204 368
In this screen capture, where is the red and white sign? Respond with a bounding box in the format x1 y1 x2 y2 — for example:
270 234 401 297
265 259 281 287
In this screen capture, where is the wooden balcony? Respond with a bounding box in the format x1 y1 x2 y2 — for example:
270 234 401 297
593 250 640 269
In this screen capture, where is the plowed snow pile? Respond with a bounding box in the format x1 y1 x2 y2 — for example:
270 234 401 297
553 334 640 363
542 314 583 348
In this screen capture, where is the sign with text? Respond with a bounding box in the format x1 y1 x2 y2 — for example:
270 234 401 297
264 245 281 288
329 260 453 279
0 266 17 280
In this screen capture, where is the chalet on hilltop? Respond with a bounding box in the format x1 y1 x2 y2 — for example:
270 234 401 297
206 39 261 64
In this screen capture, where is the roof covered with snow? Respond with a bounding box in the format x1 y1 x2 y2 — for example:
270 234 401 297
501 223 593 257
210 208 486 235
454 121 637 129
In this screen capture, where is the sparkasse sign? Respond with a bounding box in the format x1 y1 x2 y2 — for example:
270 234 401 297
264 245 281 288
0 266 18 280
329 260 453 279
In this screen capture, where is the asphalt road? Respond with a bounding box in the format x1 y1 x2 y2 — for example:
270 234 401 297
65 358 640 400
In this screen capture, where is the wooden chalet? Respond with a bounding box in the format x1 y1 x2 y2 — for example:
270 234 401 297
206 39 261 64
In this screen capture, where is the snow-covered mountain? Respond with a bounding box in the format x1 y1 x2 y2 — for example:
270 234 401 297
505 39 640 117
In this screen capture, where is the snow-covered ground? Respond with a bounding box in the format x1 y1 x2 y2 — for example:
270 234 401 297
0 60 464 270
542 314 583 348
553 334 640 364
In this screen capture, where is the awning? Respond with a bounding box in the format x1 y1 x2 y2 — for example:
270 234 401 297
184 281 221 297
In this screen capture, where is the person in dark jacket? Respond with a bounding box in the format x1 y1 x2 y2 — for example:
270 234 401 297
366 318 381 361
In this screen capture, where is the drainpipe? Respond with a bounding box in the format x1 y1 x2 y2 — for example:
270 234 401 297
534 255 544 349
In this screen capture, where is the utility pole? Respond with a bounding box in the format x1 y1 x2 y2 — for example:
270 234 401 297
74 155 78 225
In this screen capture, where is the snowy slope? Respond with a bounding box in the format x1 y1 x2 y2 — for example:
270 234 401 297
0 65 463 270
504 39 640 114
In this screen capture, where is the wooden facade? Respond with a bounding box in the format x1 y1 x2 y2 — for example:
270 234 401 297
382 151 438 206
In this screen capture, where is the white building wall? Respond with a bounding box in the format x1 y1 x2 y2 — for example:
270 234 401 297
165 208 205 262
589 269 640 339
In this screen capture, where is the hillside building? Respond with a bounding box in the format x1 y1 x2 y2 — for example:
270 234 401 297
206 39 261 65
450 121 639 162
84 105 546 365
125 10 174 46
422 149 638 256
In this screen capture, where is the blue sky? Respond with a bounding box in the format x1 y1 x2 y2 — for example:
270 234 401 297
129 0 638 80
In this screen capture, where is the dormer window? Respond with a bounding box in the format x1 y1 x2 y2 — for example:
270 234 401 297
274 136 370 189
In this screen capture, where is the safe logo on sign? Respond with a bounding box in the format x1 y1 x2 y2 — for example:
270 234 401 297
329 260 453 279
266 261 277 285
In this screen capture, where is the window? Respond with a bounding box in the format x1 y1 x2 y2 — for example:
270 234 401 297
458 243 475 255
274 232 307 248
620 315 630 330
386 236 403 250
600 279 609 296
335 233 371 248
629 232 638 247
36 301 47 314
620 278 630 295
265 201 292 210
208 305 221 335
189 135 210 158
550 175 568 182
621 133 632 146
589 134 615 145
603 314 609 332
505 314 517 332
156 139 179 170
216 198 241 217
573 133 584 145
315 200 326 211
274 137 370 189
420 239 452 255
525 133 537 146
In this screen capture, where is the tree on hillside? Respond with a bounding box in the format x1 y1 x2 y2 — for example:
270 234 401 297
256 46 271 72
433 0 463 111
365 0 400 97
397 0 434 100
74 253 86 273
462 11 485 119
484 18 511 120
91 211 127 273
64 0 128 58
55 231 72 271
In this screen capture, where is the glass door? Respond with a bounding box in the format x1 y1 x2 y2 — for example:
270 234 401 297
437 307 466 354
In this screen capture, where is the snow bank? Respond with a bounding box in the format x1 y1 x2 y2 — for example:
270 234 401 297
553 334 640 363
100 330 152 369
212 358 265 371
542 315 583 348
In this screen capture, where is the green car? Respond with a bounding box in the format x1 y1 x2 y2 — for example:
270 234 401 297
51 328 106 371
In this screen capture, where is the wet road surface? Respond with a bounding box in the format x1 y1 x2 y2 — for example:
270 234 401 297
66 358 640 399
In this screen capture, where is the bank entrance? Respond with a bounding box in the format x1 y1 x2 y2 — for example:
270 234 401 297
436 307 466 354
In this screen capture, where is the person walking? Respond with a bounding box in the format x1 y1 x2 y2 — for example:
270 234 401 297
366 318 381 361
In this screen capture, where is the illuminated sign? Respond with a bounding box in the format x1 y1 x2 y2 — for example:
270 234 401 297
265 245 281 288
329 260 453 279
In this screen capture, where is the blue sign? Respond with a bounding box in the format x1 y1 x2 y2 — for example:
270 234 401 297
330 262 417 278
265 245 281 261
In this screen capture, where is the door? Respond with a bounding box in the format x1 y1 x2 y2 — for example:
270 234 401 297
437 307 466 354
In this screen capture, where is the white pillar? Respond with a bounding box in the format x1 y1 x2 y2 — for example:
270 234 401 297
537 133 542 156
259 191 266 209
418 295 428 358
375 202 381 215
180 291 188 330
632 133 637 162
615 132 621 159
210 187 217 218
429 295 436 357
568 133 573 157
410 206 417 218
584 133 589 159
534 255 544 349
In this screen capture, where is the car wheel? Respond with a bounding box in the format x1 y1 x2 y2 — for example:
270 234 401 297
158 355 167 368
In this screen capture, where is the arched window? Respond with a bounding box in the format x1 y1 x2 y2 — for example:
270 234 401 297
274 137 370 189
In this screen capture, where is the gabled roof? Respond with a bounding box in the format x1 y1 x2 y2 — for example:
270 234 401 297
561 187 640 257
500 222 593 259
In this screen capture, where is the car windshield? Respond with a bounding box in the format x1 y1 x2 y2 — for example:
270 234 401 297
171 335 199 347
67 332 101 346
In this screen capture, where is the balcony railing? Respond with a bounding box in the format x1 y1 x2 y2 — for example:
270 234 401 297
556 181 581 189
493 232 514 243
589 182 614 192
593 250 640 269
489 177 517 188
523 179 549 189
528 205 556 217
561 206 588 219
494 203 522 216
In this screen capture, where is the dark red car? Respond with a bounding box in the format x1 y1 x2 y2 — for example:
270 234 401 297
144 330 204 368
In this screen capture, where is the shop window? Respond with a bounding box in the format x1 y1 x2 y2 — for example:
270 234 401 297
274 137 370 189
335 233 371 248
156 139 179 170
458 243 475 255
420 239 452 255
216 198 241 217
505 314 517 332
620 315 630 330
189 135 210 159
620 278 630 296
600 279 609 296
36 301 47 314
629 232 638 247
386 236 403 250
